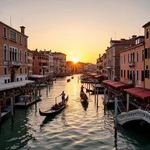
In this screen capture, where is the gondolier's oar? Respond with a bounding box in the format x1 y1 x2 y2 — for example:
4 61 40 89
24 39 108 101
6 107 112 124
55 95 60 104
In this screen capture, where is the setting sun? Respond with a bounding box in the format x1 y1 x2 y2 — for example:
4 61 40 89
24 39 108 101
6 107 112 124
72 58 79 63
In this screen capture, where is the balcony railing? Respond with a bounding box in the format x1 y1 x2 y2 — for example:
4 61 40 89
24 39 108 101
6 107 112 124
128 61 135 67
106 65 112 69
8 61 22 67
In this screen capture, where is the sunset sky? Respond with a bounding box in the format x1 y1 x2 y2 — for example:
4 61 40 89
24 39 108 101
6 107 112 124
0 0 150 64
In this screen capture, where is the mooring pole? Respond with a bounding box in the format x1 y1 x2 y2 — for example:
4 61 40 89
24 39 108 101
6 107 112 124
0 102 1 127
126 94 129 112
114 96 118 129
10 96 14 124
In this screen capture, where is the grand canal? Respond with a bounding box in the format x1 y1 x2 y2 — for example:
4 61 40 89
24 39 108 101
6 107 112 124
0 74 150 150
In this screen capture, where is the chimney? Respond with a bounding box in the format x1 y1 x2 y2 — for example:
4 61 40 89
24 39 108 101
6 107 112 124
132 35 137 38
20 26 25 34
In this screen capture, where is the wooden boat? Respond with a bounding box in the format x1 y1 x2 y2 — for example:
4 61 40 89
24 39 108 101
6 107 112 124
39 96 69 116
80 91 88 102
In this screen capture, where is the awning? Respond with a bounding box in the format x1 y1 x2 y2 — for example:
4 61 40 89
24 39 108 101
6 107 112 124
0 80 35 91
102 80 113 84
102 80 128 88
94 75 106 79
124 87 150 99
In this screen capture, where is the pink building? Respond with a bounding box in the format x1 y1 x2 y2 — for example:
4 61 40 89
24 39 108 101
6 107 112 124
120 36 145 87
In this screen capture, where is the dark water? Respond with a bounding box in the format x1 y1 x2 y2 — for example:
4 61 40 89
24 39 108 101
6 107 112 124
0 75 150 150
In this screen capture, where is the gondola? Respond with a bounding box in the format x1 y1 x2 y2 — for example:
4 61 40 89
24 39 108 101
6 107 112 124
39 96 69 116
80 91 88 102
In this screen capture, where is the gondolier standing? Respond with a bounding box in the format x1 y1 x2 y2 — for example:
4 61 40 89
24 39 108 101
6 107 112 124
60 91 65 104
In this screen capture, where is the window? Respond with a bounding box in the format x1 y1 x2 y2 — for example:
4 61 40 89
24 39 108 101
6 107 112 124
145 48 148 59
4 67 7 75
141 70 144 81
20 35 22 44
142 50 144 61
3 27 7 38
25 37 27 46
146 28 149 39
4 79 7 84
39 69 41 72
136 70 138 80
8 79 10 83
20 49 22 62
4 45 7 60
20 68 22 74
10 30 17 42
145 65 149 78
24 51 27 63
17 78 19 81
124 70 126 78
25 68 27 74
20 78 22 81
136 51 138 62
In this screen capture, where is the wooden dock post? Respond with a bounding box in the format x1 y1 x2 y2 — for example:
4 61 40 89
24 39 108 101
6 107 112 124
94 82 96 102
97 88 99 107
0 102 1 127
104 88 107 104
114 96 118 129
126 94 129 112
10 96 14 124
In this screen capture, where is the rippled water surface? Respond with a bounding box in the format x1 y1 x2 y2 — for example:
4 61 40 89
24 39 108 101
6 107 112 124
0 75 150 150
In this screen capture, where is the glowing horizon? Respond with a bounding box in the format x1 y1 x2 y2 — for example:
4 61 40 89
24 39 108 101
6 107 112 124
1 0 150 64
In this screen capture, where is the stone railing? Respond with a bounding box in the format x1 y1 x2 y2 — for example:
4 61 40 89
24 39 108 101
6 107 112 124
117 109 150 125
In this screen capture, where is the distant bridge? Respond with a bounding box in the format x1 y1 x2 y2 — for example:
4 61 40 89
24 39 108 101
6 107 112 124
117 109 150 125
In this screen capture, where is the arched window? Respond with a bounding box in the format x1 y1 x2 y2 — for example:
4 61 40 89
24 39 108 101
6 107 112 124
3 44 7 61
24 51 27 63
20 49 22 62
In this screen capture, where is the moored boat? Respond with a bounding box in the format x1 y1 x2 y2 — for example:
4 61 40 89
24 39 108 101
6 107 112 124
39 96 69 116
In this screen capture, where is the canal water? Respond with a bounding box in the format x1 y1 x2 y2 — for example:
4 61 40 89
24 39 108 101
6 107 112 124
0 74 150 150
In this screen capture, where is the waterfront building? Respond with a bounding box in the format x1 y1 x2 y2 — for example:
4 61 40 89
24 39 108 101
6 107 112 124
96 54 103 74
96 53 107 76
105 36 136 81
120 36 145 87
32 49 49 75
143 21 150 89
52 52 66 77
27 49 33 76
40 50 54 78
0 21 28 84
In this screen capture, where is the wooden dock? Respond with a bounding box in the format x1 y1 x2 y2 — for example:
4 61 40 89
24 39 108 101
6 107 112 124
15 96 41 107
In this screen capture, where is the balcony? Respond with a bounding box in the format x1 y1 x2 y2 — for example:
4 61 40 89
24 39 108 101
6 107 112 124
9 61 22 67
128 61 135 67
106 65 112 69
